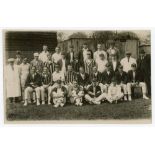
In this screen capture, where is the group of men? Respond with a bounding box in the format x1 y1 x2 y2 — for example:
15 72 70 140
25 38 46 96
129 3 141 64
6 43 151 107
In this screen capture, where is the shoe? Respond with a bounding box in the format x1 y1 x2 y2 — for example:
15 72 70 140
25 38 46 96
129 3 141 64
42 101 45 105
60 103 64 107
124 96 127 101
24 101 28 106
54 104 59 108
143 95 149 100
128 96 132 101
36 101 40 106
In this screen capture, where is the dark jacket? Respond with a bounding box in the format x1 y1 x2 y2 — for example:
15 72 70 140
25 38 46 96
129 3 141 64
87 85 101 97
127 70 144 83
109 61 121 73
115 71 128 84
71 59 81 73
90 72 102 83
25 73 42 87
66 52 75 64
101 71 114 84
77 73 90 86
78 49 93 64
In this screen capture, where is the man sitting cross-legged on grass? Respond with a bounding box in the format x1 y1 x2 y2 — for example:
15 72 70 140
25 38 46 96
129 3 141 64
40 66 52 105
70 80 84 106
24 66 42 106
115 65 128 101
52 80 67 108
85 78 106 105
127 63 149 101
48 64 65 105
106 77 124 104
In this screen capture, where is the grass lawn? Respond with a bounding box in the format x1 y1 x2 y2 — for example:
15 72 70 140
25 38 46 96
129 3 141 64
5 98 151 122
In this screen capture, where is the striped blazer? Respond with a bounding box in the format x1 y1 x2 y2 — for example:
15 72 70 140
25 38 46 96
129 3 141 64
84 59 96 77
65 71 77 84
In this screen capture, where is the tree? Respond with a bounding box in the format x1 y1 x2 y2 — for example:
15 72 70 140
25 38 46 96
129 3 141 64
68 32 88 39
91 31 116 49
57 32 65 42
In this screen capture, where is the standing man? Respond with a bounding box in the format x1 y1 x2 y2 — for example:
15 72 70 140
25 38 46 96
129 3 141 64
109 53 121 74
94 43 107 63
72 53 81 73
30 52 43 74
107 41 119 60
14 51 22 65
66 45 75 64
52 46 62 65
127 63 149 101
19 58 30 101
120 51 136 73
84 50 96 78
79 43 93 64
39 45 49 63
24 66 42 106
6 58 21 103
137 50 151 95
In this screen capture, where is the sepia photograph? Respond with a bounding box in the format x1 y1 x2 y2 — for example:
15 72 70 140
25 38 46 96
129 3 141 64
3 30 151 123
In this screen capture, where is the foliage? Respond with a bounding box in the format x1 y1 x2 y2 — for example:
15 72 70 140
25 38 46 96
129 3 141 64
68 32 88 39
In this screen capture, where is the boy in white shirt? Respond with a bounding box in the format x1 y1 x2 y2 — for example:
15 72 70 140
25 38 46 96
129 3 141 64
106 77 124 103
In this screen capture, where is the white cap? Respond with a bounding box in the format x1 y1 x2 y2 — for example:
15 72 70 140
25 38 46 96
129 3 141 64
34 52 39 56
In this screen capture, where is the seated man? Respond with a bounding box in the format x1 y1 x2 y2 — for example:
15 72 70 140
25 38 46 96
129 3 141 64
127 63 149 101
115 65 128 101
106 77 124 104
101 63 114 93
85 78 106 105
77 66 91 89
48 64 65 105
24 66 42 106
70 80 84 106
52 80 67 108
40 66 51 105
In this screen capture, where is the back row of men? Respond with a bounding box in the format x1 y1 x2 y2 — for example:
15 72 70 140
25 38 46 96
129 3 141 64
6 43 151 107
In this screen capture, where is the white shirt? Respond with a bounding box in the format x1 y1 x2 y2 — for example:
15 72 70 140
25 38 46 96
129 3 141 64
120 57 136 73
83 48 89 61
52 71 65 82
96 59 108 73
94 50 107 62
52 52 62 63
112 61 117 71
39 51 49 62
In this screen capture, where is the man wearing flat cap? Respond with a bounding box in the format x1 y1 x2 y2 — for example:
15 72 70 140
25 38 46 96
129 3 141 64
6 58 21 103
137 50 151 95
120 51 136 73
30 52 43 74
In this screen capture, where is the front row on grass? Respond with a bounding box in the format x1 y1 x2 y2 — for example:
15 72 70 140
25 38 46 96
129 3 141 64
23 63 149 107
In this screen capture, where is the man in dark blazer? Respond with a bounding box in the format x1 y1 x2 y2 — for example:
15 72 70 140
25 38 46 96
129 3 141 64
115 65 128 100
77 66 91 88
78 43 93 64
127 63 149 101
66 45 75 64
109 53 121 74
101 63 114 92
24 66 42 106
137 50 151 95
